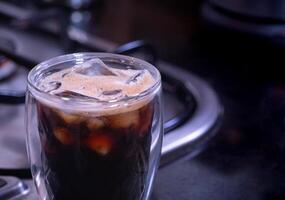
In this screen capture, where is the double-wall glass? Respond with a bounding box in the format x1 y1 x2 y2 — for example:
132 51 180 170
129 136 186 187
26 53 163 200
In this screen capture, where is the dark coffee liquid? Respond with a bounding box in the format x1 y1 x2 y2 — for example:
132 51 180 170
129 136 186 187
36 100 154 200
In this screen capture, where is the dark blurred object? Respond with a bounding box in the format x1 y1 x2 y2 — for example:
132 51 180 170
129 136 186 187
114 40 157 65
95 0 202 64
0 56 27 104
144 0 202 16
203 0 285 46
0 56 16 81
0 0 203 65
209 0 285 21
30 0 95 10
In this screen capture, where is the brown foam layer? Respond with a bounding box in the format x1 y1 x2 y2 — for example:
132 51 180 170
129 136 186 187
37 58 157 115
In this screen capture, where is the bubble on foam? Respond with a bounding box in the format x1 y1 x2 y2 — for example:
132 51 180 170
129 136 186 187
38 58 157 115
102 89 122 96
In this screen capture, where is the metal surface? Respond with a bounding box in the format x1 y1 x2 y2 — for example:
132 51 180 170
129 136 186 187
162 74 196 133
0 64 27 104
158 61 222 165
0 104 27 170
16 180 37 200
0 176 29 200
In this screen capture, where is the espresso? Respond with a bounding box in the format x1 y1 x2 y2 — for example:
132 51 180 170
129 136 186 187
35 58 156 200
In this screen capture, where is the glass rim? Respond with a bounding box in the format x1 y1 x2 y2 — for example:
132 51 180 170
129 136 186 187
27 52 161 111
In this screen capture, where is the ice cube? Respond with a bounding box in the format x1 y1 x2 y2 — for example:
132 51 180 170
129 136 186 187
43 81 62 93
85 133 113 155
74 58 117 76
87 117 105 130
54 128 75 145
54 109 84 124
107 110 139 129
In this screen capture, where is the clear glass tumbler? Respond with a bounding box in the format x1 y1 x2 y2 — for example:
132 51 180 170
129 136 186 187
26 53 163 200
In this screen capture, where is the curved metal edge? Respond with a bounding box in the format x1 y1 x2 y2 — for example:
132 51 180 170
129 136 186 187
0 176 29 200
158 61 223 162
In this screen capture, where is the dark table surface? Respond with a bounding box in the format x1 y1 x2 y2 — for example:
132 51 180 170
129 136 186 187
151 26 285 200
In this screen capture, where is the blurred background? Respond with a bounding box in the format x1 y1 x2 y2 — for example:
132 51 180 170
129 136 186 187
0 0 201 63
1 0 285 199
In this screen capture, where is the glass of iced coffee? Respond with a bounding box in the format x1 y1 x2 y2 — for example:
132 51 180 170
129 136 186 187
26 53 162 200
